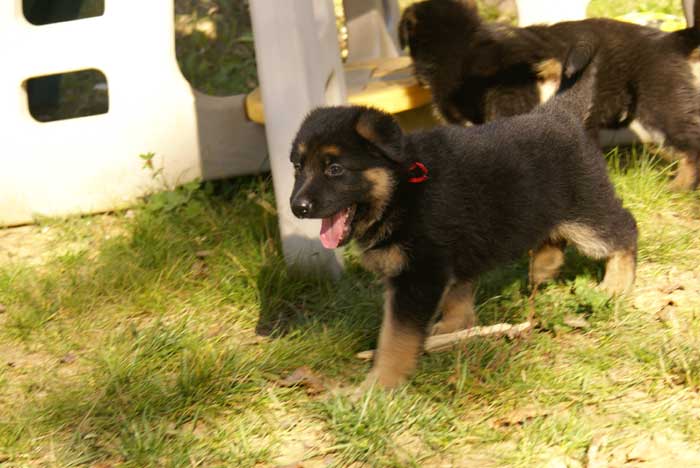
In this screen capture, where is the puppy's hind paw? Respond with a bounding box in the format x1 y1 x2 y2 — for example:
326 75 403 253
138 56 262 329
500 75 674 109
430 315 475 336
598 272 634 296
668 158 699 192
597 281 631 296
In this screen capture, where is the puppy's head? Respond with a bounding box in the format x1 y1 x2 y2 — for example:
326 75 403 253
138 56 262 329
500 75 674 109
399 0 480 58
290 106 405 249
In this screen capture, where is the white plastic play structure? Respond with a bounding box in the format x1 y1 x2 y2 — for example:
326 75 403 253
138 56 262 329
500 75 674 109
515 0 589 26
0 0 266 227
0 0 408 274
2 0 692 271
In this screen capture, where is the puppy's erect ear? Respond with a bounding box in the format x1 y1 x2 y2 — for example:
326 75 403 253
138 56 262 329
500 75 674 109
355 107 404 163
564 41 595 79
398 5 417 49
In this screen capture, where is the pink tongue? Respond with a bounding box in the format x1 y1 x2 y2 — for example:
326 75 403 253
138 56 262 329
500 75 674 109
320 209 349 249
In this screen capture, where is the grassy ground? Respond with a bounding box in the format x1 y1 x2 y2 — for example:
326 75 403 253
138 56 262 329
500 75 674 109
1 153 699 467
3 1 700 467
175 0 257 96
588 0 682 17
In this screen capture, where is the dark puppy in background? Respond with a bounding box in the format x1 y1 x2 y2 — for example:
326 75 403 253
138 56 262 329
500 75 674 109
399 0 700 190
289 56 637 388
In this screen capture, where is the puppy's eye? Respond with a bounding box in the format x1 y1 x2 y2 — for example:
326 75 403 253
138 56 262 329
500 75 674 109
293 162 301 174
325 163 344 177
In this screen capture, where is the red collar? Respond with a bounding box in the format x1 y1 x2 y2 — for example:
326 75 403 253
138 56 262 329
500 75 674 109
408 161 429 183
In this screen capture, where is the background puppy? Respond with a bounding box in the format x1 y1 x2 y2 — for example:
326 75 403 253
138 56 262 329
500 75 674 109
289 58 637 389
400 0 700 190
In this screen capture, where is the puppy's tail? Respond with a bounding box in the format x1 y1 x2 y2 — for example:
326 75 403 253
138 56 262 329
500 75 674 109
537 41 597 123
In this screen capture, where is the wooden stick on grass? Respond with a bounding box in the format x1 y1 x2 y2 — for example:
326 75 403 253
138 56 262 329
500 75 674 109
356 321 533 361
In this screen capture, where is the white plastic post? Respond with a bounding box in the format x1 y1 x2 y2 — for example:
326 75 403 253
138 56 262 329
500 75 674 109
684 0 695 27
0 0 267 226
344 0 401 63
515 0 590 26
249 0 347 275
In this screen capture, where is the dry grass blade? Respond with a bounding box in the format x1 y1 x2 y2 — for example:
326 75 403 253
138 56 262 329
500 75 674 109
586 434 608 468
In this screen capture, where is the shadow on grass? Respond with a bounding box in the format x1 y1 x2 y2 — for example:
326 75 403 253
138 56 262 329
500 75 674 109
254 244 384 338
0 176 390 464
473 246 606 325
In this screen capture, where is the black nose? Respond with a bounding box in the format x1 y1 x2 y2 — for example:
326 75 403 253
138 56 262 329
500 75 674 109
291 197 313 218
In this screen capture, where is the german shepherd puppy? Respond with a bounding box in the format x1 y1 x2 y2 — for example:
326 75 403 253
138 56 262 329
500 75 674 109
399 0 700 190
289 59 637 389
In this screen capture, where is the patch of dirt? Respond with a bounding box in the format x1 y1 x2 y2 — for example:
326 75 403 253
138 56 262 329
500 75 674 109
267 410 333 468
491 403 569 429
423 441 517 468
590 430 700 467
633 265 700 316
0 214 129 267
0 225 56 266
0 342 81 409
1 343 54 371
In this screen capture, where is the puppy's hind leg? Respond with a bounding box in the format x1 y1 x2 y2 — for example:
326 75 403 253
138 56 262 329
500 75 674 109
599 249 637 294
431 280 476 336
554 212 637 295
599 208 638 294
669 151 700 191
529 240 566 287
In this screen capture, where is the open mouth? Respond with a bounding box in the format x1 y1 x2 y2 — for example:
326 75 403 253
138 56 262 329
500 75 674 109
319 205 356 249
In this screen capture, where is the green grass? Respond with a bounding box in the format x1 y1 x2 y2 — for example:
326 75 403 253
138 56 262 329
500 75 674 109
175 0 257 96
588 0 682 18
3 1 700 466
1 146 699 467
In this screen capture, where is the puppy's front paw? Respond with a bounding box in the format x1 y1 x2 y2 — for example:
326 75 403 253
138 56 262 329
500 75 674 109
358 370 379 393
430 317 474 336
359 368 406 392
431 320 455 336
346 372 381 403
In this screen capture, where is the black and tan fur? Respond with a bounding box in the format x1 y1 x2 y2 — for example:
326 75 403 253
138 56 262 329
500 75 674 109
399 0 700 190
289 62 637 388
